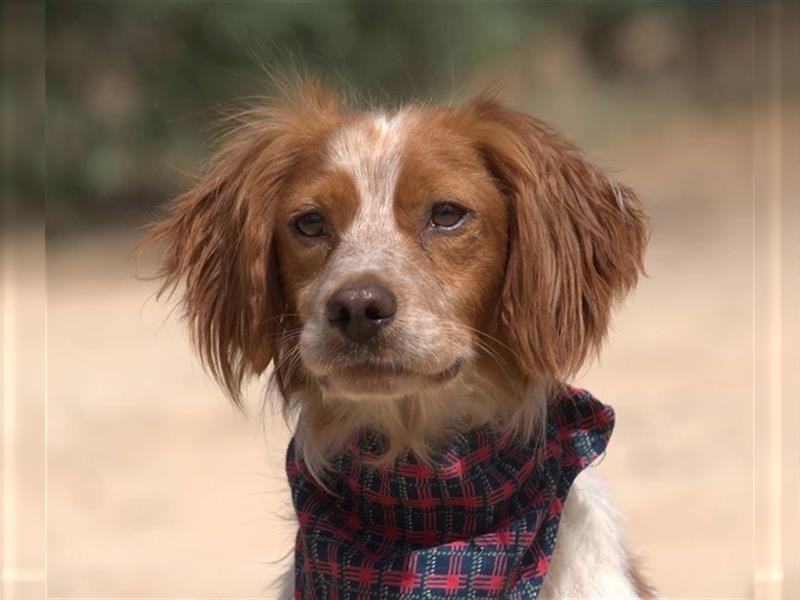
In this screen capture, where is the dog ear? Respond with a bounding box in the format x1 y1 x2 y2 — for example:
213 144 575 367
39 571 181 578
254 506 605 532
464 94 648 383
146 81 340 404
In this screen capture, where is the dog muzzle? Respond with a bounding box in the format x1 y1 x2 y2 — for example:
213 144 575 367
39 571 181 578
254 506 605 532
287 387 614 599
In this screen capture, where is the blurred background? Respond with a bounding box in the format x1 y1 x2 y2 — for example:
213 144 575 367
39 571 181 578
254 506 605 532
4 1 789 598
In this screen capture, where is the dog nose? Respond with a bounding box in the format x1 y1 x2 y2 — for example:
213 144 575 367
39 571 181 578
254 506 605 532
326 283 397 344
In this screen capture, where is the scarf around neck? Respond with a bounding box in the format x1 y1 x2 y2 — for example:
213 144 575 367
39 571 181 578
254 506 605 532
287 387 614 599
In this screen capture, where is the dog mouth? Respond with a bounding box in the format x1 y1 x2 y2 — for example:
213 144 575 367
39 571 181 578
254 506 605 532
316 359 462 398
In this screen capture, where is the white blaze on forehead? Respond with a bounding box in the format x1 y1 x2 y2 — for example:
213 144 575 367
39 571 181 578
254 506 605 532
327 111 413 235
309 110 452 356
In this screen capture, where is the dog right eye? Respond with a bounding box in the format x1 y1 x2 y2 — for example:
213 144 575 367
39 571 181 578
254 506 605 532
430 202 468 229
294 212 326 237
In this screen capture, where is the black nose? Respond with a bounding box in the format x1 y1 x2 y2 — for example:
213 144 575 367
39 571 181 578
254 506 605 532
326 283 397 344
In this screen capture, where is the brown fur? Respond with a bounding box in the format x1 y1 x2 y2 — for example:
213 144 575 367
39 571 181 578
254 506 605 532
393 116 510 336
146 81 647 458
452 95 648 383
147 80 342 404
628 552 660 598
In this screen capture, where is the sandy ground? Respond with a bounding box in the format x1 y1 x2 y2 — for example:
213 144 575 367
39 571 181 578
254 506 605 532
32 108 756 598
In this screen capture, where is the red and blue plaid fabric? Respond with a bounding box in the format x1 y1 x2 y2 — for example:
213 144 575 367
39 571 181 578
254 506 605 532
287 387 614 599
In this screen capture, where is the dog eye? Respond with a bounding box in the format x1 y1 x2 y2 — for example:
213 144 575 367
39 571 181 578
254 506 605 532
430 202 467 229
294 212 326 237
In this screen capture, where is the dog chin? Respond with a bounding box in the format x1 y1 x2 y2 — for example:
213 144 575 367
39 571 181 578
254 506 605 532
313 360 463 401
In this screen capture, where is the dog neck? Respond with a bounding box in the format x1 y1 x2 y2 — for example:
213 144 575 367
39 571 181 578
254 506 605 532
286 386 615 598
287 369 551 483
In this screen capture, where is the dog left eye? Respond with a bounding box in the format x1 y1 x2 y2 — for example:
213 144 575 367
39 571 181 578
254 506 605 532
294 212 326 237
430 202 467 229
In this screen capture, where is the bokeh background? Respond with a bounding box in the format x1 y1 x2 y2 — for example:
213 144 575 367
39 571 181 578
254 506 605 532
7 1 777 597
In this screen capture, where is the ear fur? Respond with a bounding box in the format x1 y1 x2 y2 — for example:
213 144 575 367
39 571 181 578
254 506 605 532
146 80 340 404
463 94 648 383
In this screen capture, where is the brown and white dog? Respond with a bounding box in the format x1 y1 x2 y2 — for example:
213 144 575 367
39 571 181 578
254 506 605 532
150 79 653 598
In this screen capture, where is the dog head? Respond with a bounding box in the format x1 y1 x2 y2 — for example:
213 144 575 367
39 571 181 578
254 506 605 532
150 80 646 461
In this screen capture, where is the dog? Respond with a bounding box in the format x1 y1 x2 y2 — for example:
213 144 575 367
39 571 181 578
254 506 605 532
149 79 653 599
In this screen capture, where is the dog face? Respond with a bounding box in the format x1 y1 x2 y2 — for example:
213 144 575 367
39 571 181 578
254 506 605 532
150 81 646 456
276 110 509 401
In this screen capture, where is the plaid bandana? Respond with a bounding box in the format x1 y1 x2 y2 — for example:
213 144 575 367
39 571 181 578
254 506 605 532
287 387 614 599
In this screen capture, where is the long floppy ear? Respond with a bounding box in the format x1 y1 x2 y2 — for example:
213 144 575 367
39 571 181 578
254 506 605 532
146 82 340 404
465 94 648 382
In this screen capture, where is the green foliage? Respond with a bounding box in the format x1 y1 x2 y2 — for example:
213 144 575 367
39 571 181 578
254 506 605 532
41 1 750 233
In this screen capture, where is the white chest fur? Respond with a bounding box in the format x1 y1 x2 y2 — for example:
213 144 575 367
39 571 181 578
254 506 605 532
539 471 640 598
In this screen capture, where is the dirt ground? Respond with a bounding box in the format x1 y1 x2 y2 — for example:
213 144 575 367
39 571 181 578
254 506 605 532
39 107 756 598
